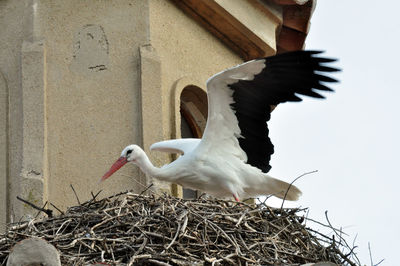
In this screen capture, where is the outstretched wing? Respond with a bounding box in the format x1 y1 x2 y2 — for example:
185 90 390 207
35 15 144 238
196 50 339 172
150 138 201 155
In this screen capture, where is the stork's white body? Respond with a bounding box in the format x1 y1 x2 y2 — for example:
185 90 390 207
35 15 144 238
102 51 338 201
149 138 292 200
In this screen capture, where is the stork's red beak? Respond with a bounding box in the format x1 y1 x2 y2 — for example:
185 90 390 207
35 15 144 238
100 157 128 182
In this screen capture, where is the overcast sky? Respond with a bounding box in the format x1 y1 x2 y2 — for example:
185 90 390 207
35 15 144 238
265 1 400 265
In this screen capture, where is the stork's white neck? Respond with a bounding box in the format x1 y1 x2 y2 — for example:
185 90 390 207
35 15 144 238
134 152 164 179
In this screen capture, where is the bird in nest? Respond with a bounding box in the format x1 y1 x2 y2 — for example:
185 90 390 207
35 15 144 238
101 50 339 202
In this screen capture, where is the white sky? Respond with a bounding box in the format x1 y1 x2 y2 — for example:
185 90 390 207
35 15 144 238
265 1 400 265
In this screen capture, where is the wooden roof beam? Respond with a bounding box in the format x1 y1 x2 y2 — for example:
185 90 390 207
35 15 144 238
170 0 278 60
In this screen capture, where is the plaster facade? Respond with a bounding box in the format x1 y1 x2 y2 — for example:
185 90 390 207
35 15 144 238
1 0 152 221
41 0 151 213
0 0 30 225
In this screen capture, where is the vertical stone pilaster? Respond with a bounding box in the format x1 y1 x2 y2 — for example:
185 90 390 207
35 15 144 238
19 40 46 218
0 71 8 232
139 44 171 194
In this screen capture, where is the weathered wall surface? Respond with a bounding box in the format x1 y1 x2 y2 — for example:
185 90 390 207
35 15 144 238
0 0 153 220
35 1 151 211
0 0 29 224
0 71 7 231
149 0 243 142
20 39 46 218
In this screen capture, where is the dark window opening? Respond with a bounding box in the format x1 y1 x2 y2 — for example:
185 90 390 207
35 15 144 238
180 86 208 199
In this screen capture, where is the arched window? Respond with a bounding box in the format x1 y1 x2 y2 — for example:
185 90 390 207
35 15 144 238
180 85 207 198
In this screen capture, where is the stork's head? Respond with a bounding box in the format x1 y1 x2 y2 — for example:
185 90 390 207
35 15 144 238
100 144 143 182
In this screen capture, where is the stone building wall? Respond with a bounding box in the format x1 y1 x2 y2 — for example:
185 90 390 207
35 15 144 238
0 0 153 222
0 0 31 227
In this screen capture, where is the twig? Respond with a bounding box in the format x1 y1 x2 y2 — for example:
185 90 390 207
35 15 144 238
304 216 347 235
368 242 373 266
120 173 159 195
86 190 103 206
280 170 318 210
324 211 353 251
324 211 358 266
34 201 50 219
50 202 64 215
139 183 154 196
163 222 181 252
70 184 81 205
16 196 53 217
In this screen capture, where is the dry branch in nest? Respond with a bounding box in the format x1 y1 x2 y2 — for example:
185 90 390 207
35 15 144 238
0 191 359 265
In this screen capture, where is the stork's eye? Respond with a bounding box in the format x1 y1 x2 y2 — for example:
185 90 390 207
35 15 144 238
126 149 133 156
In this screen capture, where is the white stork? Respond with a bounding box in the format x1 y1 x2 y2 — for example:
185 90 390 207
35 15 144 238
101 50 339 202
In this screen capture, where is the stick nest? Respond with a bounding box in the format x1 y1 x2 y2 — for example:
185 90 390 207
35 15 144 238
0 191 359 265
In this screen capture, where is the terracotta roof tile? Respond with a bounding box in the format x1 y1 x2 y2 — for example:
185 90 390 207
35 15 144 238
277 26 307 52
273 0 316 53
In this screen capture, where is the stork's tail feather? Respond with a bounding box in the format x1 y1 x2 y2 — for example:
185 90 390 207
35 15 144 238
270 177 302 201
251 176 302 201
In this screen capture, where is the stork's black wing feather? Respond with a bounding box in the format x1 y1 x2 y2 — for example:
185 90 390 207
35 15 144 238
229 50 339 172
